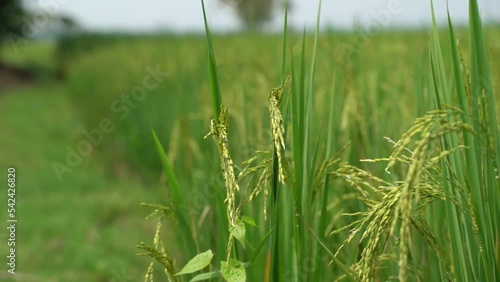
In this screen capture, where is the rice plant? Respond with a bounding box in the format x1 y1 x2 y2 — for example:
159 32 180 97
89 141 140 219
138 0 499 281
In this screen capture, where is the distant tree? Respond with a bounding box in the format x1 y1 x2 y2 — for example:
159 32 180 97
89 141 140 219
0 0 25 50
221 0 284 31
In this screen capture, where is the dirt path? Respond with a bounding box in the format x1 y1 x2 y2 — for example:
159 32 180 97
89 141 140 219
0 62 35 90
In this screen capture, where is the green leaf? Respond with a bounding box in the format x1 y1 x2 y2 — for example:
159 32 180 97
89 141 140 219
151 128 183 206
201 0 223 122
229 218 246 249
176 250 214 276
189 271 222 282
250 225 275 264
241 215 257 227
221 259 246 282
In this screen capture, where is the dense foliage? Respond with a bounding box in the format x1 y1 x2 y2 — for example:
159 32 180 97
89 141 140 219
220 0 278 30
0 0 25 46
58 1 500 281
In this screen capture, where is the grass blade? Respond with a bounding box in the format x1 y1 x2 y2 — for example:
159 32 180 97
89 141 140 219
201 0 223 122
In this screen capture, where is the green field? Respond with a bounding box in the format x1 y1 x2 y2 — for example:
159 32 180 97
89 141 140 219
0 44 167 281
1 2 499 281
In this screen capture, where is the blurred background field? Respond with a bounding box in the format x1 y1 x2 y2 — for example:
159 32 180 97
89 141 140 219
0 0 499 281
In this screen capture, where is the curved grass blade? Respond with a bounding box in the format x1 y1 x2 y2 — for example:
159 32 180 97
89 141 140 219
201 0 223 122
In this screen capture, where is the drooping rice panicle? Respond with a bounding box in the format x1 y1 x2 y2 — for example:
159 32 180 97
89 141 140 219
268 79 289 184
204 105 240 226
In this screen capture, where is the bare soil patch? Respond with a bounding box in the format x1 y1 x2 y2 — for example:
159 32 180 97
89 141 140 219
0 62 35 90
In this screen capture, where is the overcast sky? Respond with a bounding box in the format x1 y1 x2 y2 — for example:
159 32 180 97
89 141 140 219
29 0 500 32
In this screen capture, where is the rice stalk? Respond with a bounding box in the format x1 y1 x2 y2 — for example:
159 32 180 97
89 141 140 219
330 109 472 281
205 105 240 226
268 78 289 184
137 203 179 282
204 105 242 265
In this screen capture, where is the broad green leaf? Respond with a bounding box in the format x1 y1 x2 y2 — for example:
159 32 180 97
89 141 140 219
229 218 246 249
176 250 214 276
221 259 246 282
241 215 257 227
